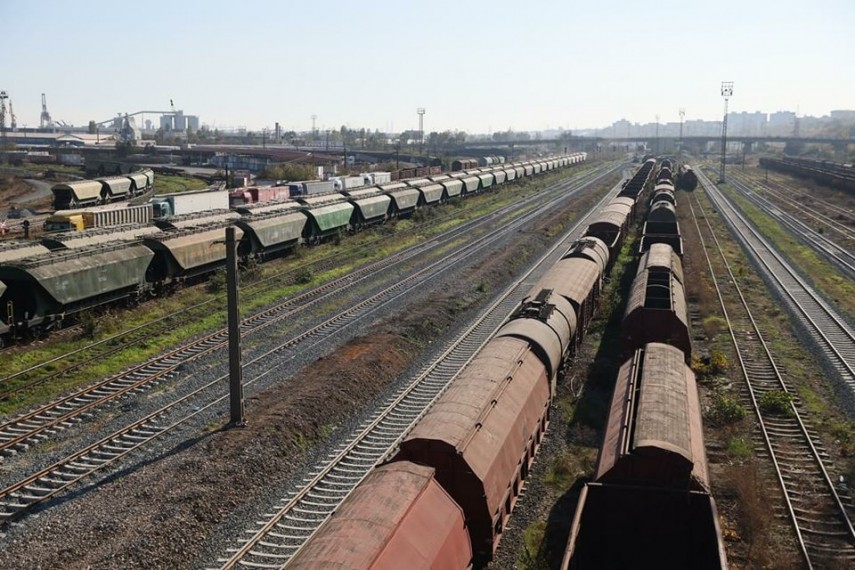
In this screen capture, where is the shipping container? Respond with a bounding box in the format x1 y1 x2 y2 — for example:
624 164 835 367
149 189 230 218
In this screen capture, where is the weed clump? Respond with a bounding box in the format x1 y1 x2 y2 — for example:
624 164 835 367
295 267 314 284
759 390 794 417
692 350 728 378
708 393 747 426
206 270 227 293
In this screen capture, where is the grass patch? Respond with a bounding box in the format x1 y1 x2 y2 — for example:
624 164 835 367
727 436 753 459
702 315 728 339
719 183 855 320
516 521 548 570
153 173 208 194
545 448 595 492
2 165 607 415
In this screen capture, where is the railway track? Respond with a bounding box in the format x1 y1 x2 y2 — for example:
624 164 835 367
725 170 855 279
0 164 622 524
701 169 855 397
0 171 532 366
691 172 855 567
0 165 600 379
0 166 616 462
211 178 623 570
748 172 855 238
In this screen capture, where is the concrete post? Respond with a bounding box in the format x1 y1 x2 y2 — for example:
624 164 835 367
226 227 245 426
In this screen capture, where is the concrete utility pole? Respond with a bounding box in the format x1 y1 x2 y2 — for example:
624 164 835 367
678 108 685 158
417 108 425 155
655 115 660 155
225 227 246 426
719 82 734 183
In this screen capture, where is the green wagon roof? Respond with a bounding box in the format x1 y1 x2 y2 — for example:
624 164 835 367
440 179 464 197
351 195 391 221
477 173 494 188
7 245 154 305
145 226 244 271
236 214 307 247
386 188 420 210
419 184 444 203
305 203 354 232
461 177 480 192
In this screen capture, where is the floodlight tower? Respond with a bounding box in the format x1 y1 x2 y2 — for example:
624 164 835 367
417 107 425 155
719 82 733 183
678 108 685 157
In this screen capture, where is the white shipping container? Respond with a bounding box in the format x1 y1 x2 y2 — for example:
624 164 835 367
342 176 365 190
370 172 392 184
151 189 230 217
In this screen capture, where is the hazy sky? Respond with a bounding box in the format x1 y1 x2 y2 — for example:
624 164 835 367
3 0 851 133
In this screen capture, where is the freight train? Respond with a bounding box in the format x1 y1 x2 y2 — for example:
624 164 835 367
451 156 505 172
0 154 587 347
676 163 699 191
287 159 726 569
286 159 660 568
759 155 855 194
561 162 726 569
51 169 154 209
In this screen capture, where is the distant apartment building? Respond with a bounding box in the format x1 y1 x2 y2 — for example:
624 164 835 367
768 111 796 135
726 111 767 136
595 109 853 139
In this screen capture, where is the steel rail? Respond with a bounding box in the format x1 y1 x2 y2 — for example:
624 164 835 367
690 173 855 567
0 164 622 524
736 170 855 238
214 174 625 570
0 165 613 460
700 169 855 392
725 171 855 277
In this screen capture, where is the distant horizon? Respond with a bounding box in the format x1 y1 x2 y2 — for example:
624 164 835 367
4 0 851 135
8 103 852 138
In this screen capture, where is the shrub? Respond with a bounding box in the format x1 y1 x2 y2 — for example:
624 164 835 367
295 267 314 284
240 257 261 283
709 350 728 373
692 350 729 378
78 311 102 339
709 394 747 426
759 390 794 417
206 270 227 293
